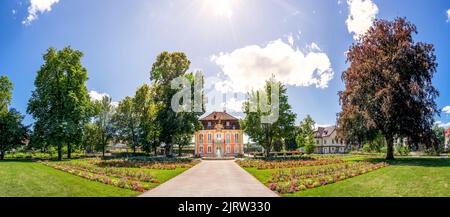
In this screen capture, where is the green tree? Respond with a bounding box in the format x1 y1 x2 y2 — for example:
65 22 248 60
81 123 100 153
133 84 161 154
338 18 439 160
27 47 91 160
242 78 297 157
0 76 13 113
150 52 204 157
174 133 193 157
0 109 28 160
296 115 316 148
112 97 140 153
93 96 115 157
0 76 27 160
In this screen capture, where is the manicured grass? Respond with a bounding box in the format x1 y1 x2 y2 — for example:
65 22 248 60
0 160 190 197
244 156 450 197
0 161 139 197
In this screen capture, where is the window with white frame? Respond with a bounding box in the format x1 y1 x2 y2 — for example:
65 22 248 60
226 121 230 127
207 134 212 143
226 145 231 153
216 133 222 141
234 133 239 143
226 134 230 143
207 146 212 153
208 122 212 127
235 145 240 153
199 146 203 153
199 134 204 144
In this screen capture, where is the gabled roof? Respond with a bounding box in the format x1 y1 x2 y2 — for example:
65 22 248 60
315 126 336 138
200 112 239 121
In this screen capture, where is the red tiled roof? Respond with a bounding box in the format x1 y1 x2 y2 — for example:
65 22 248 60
200 112 239 121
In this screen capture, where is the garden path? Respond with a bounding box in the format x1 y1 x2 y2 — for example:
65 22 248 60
139 160 278 197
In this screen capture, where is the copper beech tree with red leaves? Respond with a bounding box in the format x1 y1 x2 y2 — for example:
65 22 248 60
338 18 439 160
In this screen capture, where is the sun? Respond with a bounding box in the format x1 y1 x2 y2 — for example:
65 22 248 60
207 0 235 18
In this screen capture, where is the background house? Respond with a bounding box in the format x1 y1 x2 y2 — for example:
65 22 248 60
314 126 347 154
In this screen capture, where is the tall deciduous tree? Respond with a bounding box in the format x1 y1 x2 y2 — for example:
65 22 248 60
0 109 28 160
0 76 27 160
150 52 204 157
0 76 13 113
93 96 115 157
112 97 140 152
296 115 316 150
27 47 91 160
134 84 161 154
242 78 297 157
338 18 439 160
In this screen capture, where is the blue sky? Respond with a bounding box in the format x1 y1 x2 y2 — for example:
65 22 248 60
1 0 449 128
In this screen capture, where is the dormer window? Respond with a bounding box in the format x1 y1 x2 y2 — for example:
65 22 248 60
226 121 230 127
208 122 212 127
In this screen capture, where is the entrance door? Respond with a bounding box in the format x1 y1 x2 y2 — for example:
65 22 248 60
216 146 223 157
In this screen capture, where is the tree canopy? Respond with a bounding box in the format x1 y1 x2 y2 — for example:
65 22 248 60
338 18 439 160
242 78 297 157
27 47 91 160
0 76 28 160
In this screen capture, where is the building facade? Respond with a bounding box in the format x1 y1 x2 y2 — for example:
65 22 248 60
314 126 347 154
445 127 450 151
195 112 244 157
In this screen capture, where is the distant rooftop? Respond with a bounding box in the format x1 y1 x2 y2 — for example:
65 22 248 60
315 126 336 138
200 111 239 121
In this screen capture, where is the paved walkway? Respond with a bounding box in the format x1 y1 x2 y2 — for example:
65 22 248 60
140 160 279 197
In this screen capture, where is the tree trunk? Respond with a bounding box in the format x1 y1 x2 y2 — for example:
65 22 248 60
165 144 172 157
178 145 183 157
57 144 62 161
154 146 157 156
133 145 136 154
67 143 72 159
0 150 4 160
386 137 395 160
102 145 106 157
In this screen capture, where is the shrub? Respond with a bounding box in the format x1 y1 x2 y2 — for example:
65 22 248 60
396 146 410 156
304 144 316 154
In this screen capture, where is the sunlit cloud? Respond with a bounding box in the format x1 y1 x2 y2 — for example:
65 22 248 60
447 9 450 22
443 106 450 114
346 0 379 40
89 90 119 107
211 38 334 93
23 0 60 25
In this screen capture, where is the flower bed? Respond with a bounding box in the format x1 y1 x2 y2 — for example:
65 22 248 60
267 162 388 194
92 158 199 170
237 158 345 169
42 162 149 192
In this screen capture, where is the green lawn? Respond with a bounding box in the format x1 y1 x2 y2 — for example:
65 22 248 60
244 157 450 197
0 158 191 197
0 161 139 197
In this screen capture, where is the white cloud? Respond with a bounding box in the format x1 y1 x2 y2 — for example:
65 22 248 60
443 106 450 114
89 90 109 102
435 121 450 128
447 9 450 22
287 33 295 47
346 0 379 40
220 97 245 113
89 90 119 108
23 0 60 25
211 39 334 93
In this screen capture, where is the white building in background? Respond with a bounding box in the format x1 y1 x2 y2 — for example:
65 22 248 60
314 126 347 154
